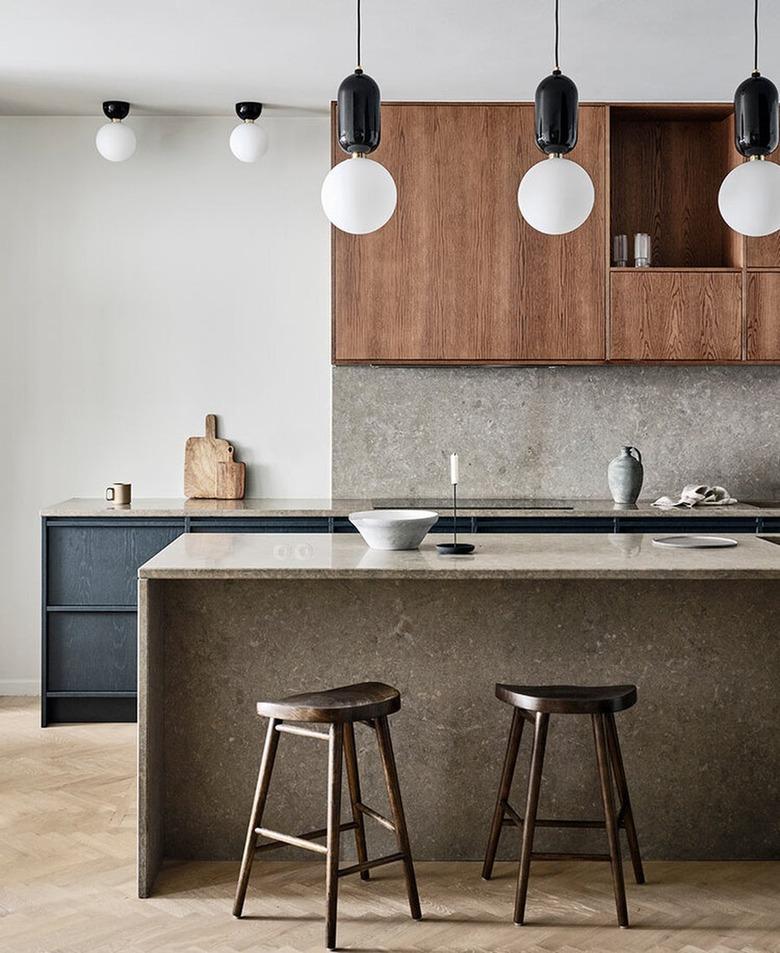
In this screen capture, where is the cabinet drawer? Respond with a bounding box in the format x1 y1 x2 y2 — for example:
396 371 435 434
47 523 183 606
47 612 136 692
610 272 742 361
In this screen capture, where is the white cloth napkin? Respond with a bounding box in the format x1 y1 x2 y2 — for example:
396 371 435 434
652 485 738 509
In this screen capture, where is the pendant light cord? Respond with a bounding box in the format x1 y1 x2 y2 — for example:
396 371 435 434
553 0 561 74
753 0 759 75
356 0 362 70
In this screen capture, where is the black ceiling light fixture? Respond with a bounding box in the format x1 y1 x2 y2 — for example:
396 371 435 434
320 0 397 234
517 0 594 234
95 100 136 162
719 0 780 236
229 101 269 163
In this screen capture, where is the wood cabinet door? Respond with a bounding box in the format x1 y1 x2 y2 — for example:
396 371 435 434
746 272 780 360
332 103 606 363
746 154 780 267
610 272 742 361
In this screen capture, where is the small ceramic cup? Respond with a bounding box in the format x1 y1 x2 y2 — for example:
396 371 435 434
106 483 132 505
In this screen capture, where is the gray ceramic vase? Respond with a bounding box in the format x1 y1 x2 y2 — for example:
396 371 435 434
608 446 644 504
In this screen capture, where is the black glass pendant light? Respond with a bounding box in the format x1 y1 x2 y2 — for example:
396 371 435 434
517 0 594 234
719 0 780 236
534 0 578 155
734 0 778 156
336 0 381 154
321 0 397 235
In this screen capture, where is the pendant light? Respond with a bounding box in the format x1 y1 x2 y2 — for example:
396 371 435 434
96 101 136 162
321 0 397 235
718 0 780 237
230 102 269 162
517 0 594 235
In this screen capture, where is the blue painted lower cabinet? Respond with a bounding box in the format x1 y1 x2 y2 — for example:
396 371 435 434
41 512 767 725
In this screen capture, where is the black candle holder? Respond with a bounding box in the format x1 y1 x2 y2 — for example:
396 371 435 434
436 483 475 555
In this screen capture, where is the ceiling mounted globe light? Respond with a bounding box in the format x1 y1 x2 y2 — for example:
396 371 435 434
517 0 594 235
321 0 397 234
96 101 136 162
719 0 780 236
230 102 269 162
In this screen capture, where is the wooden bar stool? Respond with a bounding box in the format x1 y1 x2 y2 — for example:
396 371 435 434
482 683 645 928
233 681 421 950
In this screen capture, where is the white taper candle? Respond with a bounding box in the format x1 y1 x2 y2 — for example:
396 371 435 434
450 453 459 485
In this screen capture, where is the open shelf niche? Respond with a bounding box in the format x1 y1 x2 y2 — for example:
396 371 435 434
609 104 743 270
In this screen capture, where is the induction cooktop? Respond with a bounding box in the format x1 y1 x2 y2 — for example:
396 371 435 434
374 499 574 510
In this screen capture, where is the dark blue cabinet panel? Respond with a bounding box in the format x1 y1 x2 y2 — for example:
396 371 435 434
47 611 136 692
189 518 330 534
47 522 184 606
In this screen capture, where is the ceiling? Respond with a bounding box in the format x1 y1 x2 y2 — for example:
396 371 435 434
0 0 776 116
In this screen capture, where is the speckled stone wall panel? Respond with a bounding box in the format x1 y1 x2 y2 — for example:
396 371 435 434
157 577 779 864
332 366 780 499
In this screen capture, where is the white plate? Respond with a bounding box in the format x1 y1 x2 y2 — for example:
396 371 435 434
652 535 738 549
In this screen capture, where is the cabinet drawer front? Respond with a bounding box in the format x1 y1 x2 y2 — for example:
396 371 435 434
47 612 136 692
47 523 183 606
610 272 742 361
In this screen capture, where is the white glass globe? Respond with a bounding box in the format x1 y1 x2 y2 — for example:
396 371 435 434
229 121 269 163
95 121 136 162
517 155 595 235
321 155 397 234
718 158 780 236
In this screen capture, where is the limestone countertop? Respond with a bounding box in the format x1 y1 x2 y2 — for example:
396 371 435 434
42 497 780 518
138 532 780 580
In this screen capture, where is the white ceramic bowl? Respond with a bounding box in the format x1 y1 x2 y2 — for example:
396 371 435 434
348 509 439 550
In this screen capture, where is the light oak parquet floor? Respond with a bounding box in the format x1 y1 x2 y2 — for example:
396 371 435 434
1 697 779 953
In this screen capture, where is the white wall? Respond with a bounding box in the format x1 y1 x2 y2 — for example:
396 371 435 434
0 116 332 691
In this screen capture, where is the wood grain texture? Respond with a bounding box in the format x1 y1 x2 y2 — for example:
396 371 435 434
256 682 401 724
746 154 780 266
47 611 136 692
610 271 742 360
47 524 183 606
610 112 740 268
746 271 780 360
3 697 780 953
184 414 245 500
332 103 606 363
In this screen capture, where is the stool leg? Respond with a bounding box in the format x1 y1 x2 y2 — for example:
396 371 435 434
326 723 344 951
375 716 422 920
343 722 371 881
605 713 645 885
513 711 548 925
233 717 281 917
482 707 524 880
592 713 629 927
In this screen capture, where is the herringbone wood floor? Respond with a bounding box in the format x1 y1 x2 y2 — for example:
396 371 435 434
1 697 778 953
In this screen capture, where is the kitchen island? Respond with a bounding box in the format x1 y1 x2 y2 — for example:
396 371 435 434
137 532 780 897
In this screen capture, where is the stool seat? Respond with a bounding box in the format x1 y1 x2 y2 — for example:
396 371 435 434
257 681 401 723
496 683 637 714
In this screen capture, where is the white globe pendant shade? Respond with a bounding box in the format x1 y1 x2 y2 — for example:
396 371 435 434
321 155 397 234
95 121 136 162
229 121 269 163
517 155 595 235
718 158 780 236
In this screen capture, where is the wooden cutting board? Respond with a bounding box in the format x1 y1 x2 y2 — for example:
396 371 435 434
184 414 246 499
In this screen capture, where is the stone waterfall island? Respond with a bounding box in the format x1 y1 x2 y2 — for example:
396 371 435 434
137 532 780 897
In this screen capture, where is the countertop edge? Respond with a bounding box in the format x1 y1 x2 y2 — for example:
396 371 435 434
138 568 780 580
41 497 780 519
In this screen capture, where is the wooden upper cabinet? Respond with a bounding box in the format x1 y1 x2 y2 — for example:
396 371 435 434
610 271 742 361
747 272 780 360
332 103 606 363
746 152 780 267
